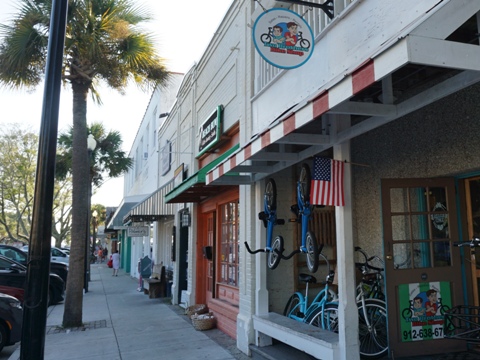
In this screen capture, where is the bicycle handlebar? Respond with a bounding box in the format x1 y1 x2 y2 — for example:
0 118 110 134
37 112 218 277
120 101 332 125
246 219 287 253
453 237 480 248
244 241 265 254
354 246 384 272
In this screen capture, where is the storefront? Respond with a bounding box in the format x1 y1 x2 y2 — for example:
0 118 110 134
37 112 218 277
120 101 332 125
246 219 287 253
165 113 240 336
204 1 480 358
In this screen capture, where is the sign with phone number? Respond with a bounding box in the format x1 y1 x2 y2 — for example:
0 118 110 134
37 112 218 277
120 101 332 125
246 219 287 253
398 281 452 342
403 326 443 341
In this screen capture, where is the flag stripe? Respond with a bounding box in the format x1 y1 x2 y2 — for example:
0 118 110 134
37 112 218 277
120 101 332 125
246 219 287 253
310 157 345 206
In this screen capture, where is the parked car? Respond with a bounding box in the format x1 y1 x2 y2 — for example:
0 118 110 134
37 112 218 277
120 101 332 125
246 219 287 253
0 255 64 306
0 245 68 284
0 286 24 303
0 293 22 352
19 245 69 265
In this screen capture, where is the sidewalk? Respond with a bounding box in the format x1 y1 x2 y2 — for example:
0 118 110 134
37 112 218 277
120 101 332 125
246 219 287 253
8 264 250 360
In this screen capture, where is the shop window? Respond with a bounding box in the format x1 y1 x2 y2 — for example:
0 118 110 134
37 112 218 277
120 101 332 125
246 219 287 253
219 202 239 287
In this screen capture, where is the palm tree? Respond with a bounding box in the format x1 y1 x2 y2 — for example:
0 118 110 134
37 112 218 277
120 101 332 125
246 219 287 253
0 0 170 327
56 121 133 252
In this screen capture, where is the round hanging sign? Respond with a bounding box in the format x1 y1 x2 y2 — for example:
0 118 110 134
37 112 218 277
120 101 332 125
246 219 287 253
252 8 314 69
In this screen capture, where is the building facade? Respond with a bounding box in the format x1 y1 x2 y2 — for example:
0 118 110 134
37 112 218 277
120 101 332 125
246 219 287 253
112 0 480 358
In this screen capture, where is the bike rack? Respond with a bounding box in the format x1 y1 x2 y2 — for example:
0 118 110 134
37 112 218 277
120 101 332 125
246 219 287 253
444 305 480 342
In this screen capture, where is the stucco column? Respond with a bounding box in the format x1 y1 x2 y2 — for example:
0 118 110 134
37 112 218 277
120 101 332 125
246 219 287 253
254 180 272 347
333 116 360 360
237 184 258 355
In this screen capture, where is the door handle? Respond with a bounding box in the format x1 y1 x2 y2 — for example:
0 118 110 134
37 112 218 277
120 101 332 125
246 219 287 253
386 255 393 260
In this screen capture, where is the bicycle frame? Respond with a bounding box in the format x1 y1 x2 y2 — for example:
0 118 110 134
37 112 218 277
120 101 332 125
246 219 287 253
285 252 338 329
355 246 388 358
297 182 312 254
282 164 319 273
245 178 285 269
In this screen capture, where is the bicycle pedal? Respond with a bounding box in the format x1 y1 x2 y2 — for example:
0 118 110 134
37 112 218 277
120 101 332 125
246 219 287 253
258 211 268 221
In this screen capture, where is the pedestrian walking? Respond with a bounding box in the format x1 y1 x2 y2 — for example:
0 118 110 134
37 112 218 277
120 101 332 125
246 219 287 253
97 247 103 263
112 250 120 276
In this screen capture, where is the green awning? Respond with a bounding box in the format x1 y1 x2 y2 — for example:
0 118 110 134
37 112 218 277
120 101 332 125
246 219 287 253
165 144 239 203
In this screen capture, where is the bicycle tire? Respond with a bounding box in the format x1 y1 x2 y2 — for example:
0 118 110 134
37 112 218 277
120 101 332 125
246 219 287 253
300 39 310 49
306 231 319 273
299 163 311 203
265 178 277 212
284 293 303 318
307 304 339 332
358 300 388 359
260 33 272 44
267 235 284 270
401 307 412 320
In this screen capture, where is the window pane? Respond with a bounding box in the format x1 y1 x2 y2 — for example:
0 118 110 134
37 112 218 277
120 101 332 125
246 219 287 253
413 242 431 268
392 215 410 241
393 243 411 269
218 201 240 287
433 241 451 267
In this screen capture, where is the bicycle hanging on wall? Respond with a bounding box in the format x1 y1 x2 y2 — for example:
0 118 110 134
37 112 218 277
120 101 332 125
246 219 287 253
245 178 285 269
281 163 320 273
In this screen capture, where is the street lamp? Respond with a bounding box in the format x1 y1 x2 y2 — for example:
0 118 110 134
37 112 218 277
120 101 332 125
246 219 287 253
85 134 97 293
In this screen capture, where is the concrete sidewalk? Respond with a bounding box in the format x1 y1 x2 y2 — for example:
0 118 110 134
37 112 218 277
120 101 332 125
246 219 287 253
9 264 249 360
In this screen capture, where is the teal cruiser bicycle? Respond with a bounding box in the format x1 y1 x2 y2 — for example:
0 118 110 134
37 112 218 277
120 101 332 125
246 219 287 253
283 247 339 331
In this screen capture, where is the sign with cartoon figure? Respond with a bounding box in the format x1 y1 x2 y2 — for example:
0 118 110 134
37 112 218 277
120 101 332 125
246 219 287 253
252 8 314 69
399 282 452 342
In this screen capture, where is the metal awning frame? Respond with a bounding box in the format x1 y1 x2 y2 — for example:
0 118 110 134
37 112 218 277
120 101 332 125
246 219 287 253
207 2 480 186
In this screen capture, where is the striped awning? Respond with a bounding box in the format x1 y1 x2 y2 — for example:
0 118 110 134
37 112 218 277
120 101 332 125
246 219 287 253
123 181 175 224
206 1 480 186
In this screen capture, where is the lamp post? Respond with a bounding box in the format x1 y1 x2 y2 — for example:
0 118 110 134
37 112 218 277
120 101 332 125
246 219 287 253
85 134 97 293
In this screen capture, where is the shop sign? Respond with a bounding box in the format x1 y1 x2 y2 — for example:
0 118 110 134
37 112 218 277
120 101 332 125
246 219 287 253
198 105 223 157
398 282 452 342
253 8 314 69
173 163 184 188
127 226 149 237
160 140 171 176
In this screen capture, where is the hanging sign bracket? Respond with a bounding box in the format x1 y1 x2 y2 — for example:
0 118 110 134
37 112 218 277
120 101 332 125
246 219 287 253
279 0 334 19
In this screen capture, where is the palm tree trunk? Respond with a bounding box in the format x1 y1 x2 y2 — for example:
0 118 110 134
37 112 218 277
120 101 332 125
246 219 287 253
63 82 90 327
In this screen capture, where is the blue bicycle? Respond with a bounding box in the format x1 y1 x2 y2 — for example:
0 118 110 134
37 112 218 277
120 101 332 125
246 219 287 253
282 163 319 273
283 247 339 331
245 178 285 269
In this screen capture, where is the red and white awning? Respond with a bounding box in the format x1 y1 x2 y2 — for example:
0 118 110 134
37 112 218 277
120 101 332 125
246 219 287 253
207 1 480 185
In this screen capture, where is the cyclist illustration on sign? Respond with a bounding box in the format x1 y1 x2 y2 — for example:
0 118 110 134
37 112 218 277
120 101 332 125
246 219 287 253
399 282 451 342
271 25 285 44
260 22 311 50
253 8 315 69
284 22 299 46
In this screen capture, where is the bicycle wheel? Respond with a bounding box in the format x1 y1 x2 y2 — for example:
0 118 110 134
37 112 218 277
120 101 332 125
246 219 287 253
267 235 283 270
265 178 277 212
306 231 319 273
307 304 339 332
299 163 311 204
260 33 272 44
300 38 310 49
358 301 388 359
284 293 303 318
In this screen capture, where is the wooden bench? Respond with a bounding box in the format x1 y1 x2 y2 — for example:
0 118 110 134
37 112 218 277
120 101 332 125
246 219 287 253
144 278 164 298
143 266 166 299
253 312 339 360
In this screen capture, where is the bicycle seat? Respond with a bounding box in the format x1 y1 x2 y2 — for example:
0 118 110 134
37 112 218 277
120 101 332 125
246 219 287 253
298 273 317 284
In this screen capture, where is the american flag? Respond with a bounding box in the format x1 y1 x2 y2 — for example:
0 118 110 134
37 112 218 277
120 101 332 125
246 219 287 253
310 157 345 206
